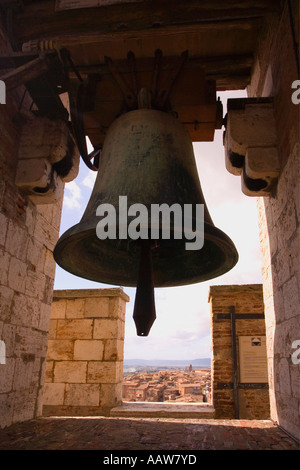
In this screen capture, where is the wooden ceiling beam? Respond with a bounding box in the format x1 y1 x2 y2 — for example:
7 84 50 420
66 53 254 90
13 0 281 46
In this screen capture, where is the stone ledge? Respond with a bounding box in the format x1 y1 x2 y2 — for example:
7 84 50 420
53 288 130 302
42 405 113 417
110 401 215 419
208 284 263 299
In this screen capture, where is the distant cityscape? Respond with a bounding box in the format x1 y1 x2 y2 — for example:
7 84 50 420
122 362 211 403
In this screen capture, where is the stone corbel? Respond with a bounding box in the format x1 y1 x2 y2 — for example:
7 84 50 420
15 112 80 204
223 97 280 196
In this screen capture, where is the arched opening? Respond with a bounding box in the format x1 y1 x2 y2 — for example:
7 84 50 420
53 90 263 412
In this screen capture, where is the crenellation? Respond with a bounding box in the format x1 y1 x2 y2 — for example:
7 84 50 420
42 289 129 416
209 284 270 420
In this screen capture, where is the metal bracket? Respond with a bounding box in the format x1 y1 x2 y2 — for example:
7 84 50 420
216 313 265 320
105 55 137 109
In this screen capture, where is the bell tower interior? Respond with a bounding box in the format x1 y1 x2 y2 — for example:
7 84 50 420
0 0 299 444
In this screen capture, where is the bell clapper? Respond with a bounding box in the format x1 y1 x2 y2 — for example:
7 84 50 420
133 239 157 336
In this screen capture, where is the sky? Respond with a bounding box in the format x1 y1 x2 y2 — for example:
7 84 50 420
54 90 263 361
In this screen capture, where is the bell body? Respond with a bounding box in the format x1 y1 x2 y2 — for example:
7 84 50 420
54 109 238 287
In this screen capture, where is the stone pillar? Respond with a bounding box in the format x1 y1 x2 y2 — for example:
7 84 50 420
247 3 300 440
0 44 67 428
209 284 270 419
42 288 129 416
0 26 79 428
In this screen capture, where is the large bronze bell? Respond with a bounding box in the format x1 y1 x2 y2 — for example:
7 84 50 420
53 109 238 335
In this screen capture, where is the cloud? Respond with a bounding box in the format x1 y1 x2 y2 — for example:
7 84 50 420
63 181 82 210
82 171 97 190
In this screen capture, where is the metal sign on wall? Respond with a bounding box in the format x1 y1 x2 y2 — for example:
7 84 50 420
239 336 268 383
55 0 143 11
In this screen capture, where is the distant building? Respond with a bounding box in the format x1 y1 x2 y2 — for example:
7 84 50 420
122 368 211 403
135 384 148 401
179 383 202 395
146 384 165 402
122 381 140 401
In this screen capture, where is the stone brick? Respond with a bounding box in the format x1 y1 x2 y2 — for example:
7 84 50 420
279 200 297 243
47 339 74 360
44 248 56 279
13 356 35 390
64 384 100 406
0 248 10 285
288 233 300 280
11 292 40 329
26 238 45 273
12 385 38 424
14 326 48 358
38 302 51 332
7 257 27 293
42 276 54 305
0 286 14 322
34 214 58 250
93 319 122 339
43 383 65 405
100 383 122 408
109 297 126 319
54 361 87 383
282 276 300 321
0 212 8 246
5 220 28 262
51 202 63 229
25 270 46 300
45 360 54 382
2 323 16 357
51 300 66 319
0 357 15 393
25 205 35 236
56 319 93 339
103 339 124 361
65 298 85 318
87 361 123 384
85 297 110 318
74 340 104 361
0 393 14 429
48 320 57 340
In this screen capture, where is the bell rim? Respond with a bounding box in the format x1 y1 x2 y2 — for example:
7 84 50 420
53 222 238 288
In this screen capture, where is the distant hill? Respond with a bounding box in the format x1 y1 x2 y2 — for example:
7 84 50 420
123 358 211 368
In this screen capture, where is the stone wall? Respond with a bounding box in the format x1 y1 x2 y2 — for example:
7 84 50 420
0 97 64 427
42 288 129 416
247 3 300 440
209 285 270 419
0 26 78 429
